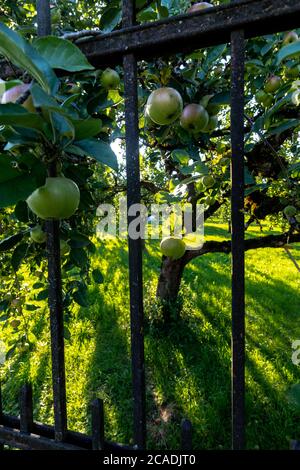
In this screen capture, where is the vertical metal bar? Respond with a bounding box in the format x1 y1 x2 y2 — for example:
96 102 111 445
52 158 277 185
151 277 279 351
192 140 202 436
20 383 33 434
36 0 51 37
91 399 105 450
0 384 3 450
45 216 67 441
122 0 146 450
36 1 68 442
181 419 192 450
230 20 245 451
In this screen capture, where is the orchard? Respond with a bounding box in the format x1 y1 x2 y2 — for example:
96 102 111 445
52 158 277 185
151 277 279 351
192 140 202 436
0 0 300 453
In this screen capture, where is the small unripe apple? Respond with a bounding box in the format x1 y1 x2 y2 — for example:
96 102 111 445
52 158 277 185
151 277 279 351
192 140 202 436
206 102 220 116
202 175 215 188
264 75 281 94
30 225 47 244
1 83 35 113
283 31 299 45
255 90 273 107
146 87 183 126
203 115 218 133
295 214 300 223
188 2 213 13
285 65 299 79
160 236 186 260
101 68 120 90
180 104 209 133
283 205 297 217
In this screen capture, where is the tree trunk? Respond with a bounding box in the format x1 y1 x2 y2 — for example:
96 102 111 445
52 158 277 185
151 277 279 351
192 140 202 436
156 256 185 322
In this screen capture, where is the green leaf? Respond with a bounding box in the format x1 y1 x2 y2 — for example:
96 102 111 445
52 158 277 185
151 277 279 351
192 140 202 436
0 22 58 93
265 93 294 121
100 7 122 33
92 268 104 284
267 119 299 136
171 149 190 165
0 104 46 131
36 289 49 301
14 200 29 222
70 247 89 268
277 40 300 64
69 232 91 248
73 289 89 307
0 174 37 208
34 37 94 72
64 326 71 340
210 91 230 105
30 83 59 109
0 233 24 252
202 44 226 72
52 112 75 138
72 119 102 141
11 242 28 271
73 139 118 171
244 183 268 197
244 167 255 185
0 154 20 183
25 304 40 311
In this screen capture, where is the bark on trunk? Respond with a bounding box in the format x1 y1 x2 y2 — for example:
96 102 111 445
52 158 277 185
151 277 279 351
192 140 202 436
156 256 185 321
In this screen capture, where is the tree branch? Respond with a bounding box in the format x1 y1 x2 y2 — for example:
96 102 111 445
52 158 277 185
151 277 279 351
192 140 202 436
183 231 300 264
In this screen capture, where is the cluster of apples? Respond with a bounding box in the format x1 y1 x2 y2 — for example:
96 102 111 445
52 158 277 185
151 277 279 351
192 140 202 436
30 224 70 255
255 30 299 108
145 87 219 134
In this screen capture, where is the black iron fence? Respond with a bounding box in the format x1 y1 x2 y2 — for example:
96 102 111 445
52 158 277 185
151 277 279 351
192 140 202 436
0 0 300 451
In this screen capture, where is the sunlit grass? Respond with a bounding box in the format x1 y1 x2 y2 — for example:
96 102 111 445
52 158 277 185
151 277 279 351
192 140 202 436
0 222 300 449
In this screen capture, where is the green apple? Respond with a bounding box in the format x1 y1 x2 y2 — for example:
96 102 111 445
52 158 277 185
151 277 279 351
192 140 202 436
285 65 299 79
30 225 47 244
206 102 220 116
146 87 183 126
101 68 121 90
180 104 209 133
283 205 297 217
160 236 186 260
27 177 80 220
295 214 300 223
255 90 273 107
203 115 218 133
264 75 281 94
202 175 215 188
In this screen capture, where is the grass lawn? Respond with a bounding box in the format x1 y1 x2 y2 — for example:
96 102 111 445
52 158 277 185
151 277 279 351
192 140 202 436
1 222 300 449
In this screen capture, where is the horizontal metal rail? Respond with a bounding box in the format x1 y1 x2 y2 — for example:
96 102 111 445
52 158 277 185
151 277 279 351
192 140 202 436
78 0 300 66
0 414 131 451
